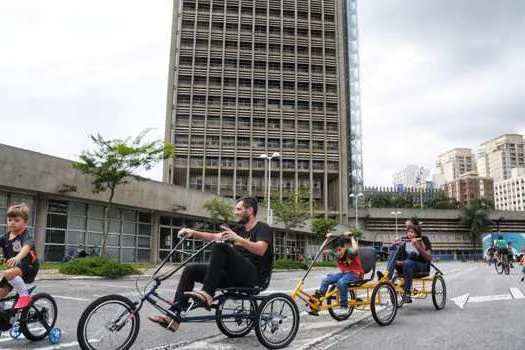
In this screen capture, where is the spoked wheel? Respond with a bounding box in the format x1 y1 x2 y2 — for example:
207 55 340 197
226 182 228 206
254 293 299 349
215 295 257 338
391 276 405 308
20 293 58 341
77 294 140 350
495 260 503 274
431 274 447 310
370 283 397 326
504 262 511 275
327 286 355 321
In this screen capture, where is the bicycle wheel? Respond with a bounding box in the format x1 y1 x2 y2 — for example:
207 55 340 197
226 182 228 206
431 274 447 310
495 260 503 274
20 293 57 341
215 295 256 338
77 294 140 350
504 262 511 275
370 283 397 326
391 275 405 308
254 293 299 349
327 286 355 321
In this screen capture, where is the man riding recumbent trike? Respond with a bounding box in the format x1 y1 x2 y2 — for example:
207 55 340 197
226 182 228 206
291 232 398 326
76 196 300 350
376 219 446 310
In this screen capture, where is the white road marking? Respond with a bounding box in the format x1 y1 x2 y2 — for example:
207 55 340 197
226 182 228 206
35 340 99 350
468 294 512 303
509 287 525 299
450 293 470 309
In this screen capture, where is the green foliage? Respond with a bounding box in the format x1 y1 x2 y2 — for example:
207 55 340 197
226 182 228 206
425 196 461 209
271 190 311 230
351 227 363 238
73 130 174 256
459 199 493 251
311 217 338 236
59 257 140 279
203 197 234 228
272 259 336 269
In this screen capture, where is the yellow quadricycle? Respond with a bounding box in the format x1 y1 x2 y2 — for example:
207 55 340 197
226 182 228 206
291 237 398 326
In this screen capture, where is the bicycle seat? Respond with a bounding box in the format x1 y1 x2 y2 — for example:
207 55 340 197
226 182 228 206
221 270 272 295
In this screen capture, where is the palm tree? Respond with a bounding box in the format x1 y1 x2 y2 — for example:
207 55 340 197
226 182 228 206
459 200 493 254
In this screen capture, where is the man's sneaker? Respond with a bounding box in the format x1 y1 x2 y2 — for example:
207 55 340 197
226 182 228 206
520 276 524 282
14 295 31 309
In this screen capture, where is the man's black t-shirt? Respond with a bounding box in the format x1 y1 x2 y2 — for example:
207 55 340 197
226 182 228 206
0 229 39 266
234 222 273 285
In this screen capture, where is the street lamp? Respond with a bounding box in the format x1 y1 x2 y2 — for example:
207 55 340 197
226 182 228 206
260 152 280 225
349 192 364 229
391 211 402 238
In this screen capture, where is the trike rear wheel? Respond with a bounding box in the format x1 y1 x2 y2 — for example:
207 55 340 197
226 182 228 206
254 293 299 349
215 295 256 338
77 294 140 350
370 283 397 326
431 274 447 310
20 293 58 341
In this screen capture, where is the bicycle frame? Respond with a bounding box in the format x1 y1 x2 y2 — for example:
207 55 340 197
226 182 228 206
115 237 264 328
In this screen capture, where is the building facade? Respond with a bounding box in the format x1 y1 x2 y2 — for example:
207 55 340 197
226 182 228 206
163 0 358 220
477 134 525 182
435 148 476 184
441 172 494 206
494 167 525 211
392 164 430 188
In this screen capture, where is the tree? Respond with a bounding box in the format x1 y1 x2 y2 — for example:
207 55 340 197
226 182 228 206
311 217 338 236
73 130 174 257
203 197 234 229
271 190 311 233
459 199 493 252
351 228 363 239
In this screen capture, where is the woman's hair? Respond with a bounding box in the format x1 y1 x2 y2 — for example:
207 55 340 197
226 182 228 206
7 203 30 221
406 221 422 237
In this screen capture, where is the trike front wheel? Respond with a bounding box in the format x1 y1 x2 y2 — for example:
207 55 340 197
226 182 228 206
327 287 355 321
370 283 397 326
20 293 58 341
77 294 140 350
254 293 299 349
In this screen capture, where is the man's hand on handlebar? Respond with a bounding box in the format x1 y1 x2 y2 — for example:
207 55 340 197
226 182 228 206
177 228 194 238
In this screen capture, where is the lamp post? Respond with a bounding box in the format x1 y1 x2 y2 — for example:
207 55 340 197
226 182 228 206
391 211 402 238
260 152 280 225
349 192 364 229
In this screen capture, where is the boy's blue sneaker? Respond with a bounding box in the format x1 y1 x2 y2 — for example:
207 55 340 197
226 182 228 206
339 302 348 310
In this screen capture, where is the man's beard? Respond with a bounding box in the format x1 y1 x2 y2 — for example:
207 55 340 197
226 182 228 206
238 216 249 225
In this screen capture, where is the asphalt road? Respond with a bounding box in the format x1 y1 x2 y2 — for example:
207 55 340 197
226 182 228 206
1 261 524 350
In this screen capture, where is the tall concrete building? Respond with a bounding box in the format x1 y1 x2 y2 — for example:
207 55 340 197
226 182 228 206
477 134 525 182
441 171 494 206
163 0 363 220
435 148 476 184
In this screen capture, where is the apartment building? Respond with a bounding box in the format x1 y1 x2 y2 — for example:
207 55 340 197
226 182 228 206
392 164 430 188
477 134 525 182
435 148 476 184
441 172 494 206
494 167 525 211
163 0 363 219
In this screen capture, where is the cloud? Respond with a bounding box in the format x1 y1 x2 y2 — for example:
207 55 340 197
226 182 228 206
358 0 525 185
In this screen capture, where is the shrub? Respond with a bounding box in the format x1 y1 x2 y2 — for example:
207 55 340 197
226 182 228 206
58 257 140 279
272 259 336 269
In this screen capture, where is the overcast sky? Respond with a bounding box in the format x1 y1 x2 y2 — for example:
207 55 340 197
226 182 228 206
1 1 524 186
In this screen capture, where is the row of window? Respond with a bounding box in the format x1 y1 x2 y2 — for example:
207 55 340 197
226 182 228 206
174 115 338 131
182 2 335 23
176 95 338 112
179 56 337 75
177 157 339 171
173 135 338 150
182 20 336 39
180 38 337 57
